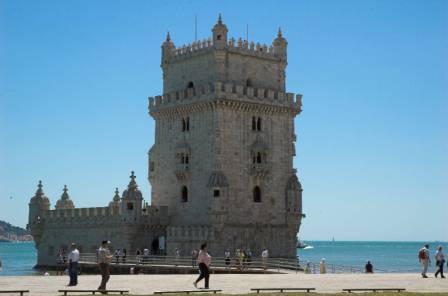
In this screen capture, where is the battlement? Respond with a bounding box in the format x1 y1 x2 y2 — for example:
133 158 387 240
41 205 169 224
168 37 281 62
148 81 302 114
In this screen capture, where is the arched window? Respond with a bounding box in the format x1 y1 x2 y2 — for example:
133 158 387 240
256 152 262 164
185 155 189 164
257 117 262 131
217 35 222 40
187 81 194 88
252 117 256 131
186 117 190 131
182 119 186 131
181 186 188 203
246 78 253 87
253 186 261 203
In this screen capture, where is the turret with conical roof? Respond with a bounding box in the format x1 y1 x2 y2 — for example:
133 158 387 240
55 185 75 210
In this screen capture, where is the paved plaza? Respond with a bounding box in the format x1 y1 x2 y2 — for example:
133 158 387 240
1 273 448 295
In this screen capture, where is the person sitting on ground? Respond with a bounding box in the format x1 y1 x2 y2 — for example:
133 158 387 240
365 261 373 273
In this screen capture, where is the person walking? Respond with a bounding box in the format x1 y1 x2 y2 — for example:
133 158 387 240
224 249 231 269
98 240 113 292
261 248 269 271
435 245 445 278
193 243 211 289
319 258 327 274
191 249 198 268
67 243 80 286
419 244 431 278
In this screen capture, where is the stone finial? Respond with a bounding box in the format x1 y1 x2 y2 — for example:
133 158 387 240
61 185 69 200
278 27 283 38
166 31 171 42
113 187 120 202
128 171 138 189
36 180 44 196
55 184 74 209
217 13 223 25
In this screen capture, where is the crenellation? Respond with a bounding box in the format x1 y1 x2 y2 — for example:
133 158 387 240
149 82 300 115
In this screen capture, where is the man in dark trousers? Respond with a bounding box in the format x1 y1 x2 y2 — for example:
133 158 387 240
193 243 212 289
67 243 80 286
98 240 113 293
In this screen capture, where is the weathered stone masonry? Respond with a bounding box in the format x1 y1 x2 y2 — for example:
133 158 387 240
28 16 304 266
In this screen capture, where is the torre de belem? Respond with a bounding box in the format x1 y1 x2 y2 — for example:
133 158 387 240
28 16 304 266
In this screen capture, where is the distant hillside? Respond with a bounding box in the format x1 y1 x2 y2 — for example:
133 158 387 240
0 220 33 242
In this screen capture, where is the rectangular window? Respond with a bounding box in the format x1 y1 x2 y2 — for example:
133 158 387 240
213 189 220 197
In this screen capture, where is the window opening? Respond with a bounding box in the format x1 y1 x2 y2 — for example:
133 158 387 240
181 186 188 202
213 189 220 197
253 186 261 203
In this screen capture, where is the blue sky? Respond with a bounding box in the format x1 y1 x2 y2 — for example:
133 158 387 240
1 0 447 241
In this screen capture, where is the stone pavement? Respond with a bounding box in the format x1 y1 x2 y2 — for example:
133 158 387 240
1 273 448 295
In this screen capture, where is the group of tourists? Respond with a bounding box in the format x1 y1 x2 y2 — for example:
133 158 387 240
113 248 127 264
53 241 448 293
419 244 445 278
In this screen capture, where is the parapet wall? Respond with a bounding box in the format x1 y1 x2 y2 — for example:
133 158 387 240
149 82 302 114
41 205 169 226
169 37 281 62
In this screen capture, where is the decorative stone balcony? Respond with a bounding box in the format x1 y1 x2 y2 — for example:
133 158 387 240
250 163 269 179
175 164 191 181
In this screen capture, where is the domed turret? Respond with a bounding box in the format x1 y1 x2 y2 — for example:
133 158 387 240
273 27 287 59
55 185 75 210
161 31 175 65
28 181 50 227
121 171 143 220
109 187 121 215
212 14 228 49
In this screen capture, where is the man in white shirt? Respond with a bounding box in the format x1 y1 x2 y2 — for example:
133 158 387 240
261 249 269 271
68 243 80 286
419 244 431 278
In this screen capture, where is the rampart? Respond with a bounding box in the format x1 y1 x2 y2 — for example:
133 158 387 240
40 205 169 226
148 82 302 114
168 37 282 62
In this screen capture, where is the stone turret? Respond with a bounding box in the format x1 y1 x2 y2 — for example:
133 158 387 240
121 171 143 221
55 185 75 210
273 27 287 60
109 187 121 215
212 14 228 49
28 181 51 246
161 32 175 66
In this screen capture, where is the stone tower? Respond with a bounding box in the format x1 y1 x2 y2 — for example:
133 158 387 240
27 181 50 248
148 15 303 258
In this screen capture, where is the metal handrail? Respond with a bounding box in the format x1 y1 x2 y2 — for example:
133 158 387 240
79 253 382 273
